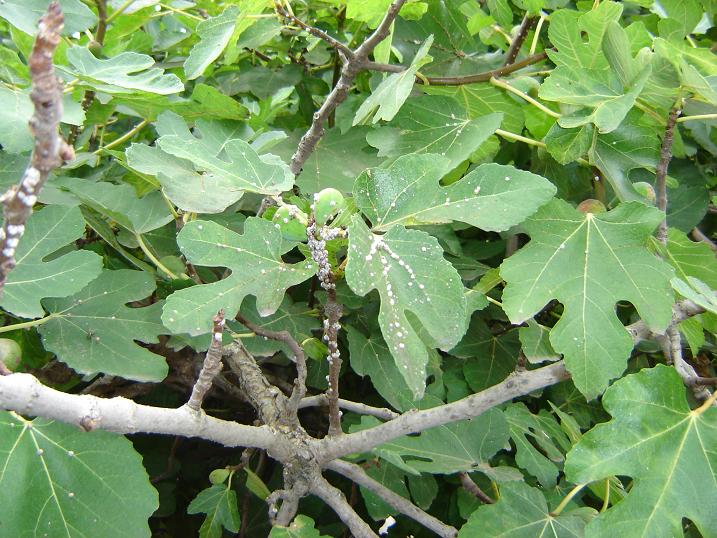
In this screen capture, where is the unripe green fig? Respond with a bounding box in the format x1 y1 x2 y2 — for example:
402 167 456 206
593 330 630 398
209 468 231 485
633 182 656 204
88 40 102 55
272 204 308 241
0 338 21 371
577 199 607 214
312 188 345 225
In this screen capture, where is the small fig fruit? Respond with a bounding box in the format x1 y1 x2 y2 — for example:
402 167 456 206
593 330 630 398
0 338 21 371
577 199 607 214
633 182 656 204
272 204 309 241
312 188 345 225
209 468 231 485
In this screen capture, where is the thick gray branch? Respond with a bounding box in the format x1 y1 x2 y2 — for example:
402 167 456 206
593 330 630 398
327 459 457 537
0 373 278 451
311 476 379 538
315 361 571 463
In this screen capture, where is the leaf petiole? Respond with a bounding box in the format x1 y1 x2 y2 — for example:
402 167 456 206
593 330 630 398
0 313 58 334
550 482 588 516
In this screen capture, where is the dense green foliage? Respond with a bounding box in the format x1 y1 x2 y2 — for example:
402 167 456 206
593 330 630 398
0 0 716 536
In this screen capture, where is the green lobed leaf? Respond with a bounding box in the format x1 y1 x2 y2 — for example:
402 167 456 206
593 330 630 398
501 200 675 399
588 117 659 201
458 481 592 537
423 83 525 133
365 95 502 170
0 412 158 537
353 36 434 125
57 177 174 234
565 365 717 537
156 123 293 197
540 57 651 134
671 276 717 314
0 88 84 154
506 403 567 488
544 124 594 165
187 484 241 538
39 270 169 381
450 317 520 392
519 320 560 364
0 0 97 36
1 205 103 319
353 153 556 232
651 228 717 288
163 218 314 336
273 127 383 195
345 216 466 397
126 111 258 213
62 46 185 95
547 2 622 70
184 7 239 81
347 325 415 412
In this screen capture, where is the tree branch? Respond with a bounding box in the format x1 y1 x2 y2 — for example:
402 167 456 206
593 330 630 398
186 310 226 412
224 340 290 426
289 0 407 175
503 15 537 67
327 459 458 537
315 361 571 463
0 373 278 450
311 476 379 538
656 106 681 244
0 2 73 294
363 50 548 84
691 227 717 253
299 395 399 421
274 2 354 59
458 472 495 504
234 312 307 417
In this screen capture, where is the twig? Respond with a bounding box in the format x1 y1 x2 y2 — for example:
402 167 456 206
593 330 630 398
274 2 353 59
93 118 150 154
503 15 537 67
656 106 681 244
186 311 226 412
328 460 458 537
299 395 399 421
490 76 560 118
658 326 714 402
688 377 717 386
311 476 379 538
691 228 717 254
290 0 407 175
458 472 495 504
0 373 277 449
307 219 345 435
234 312 307 416
0 2 73 294
363 50 548 84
